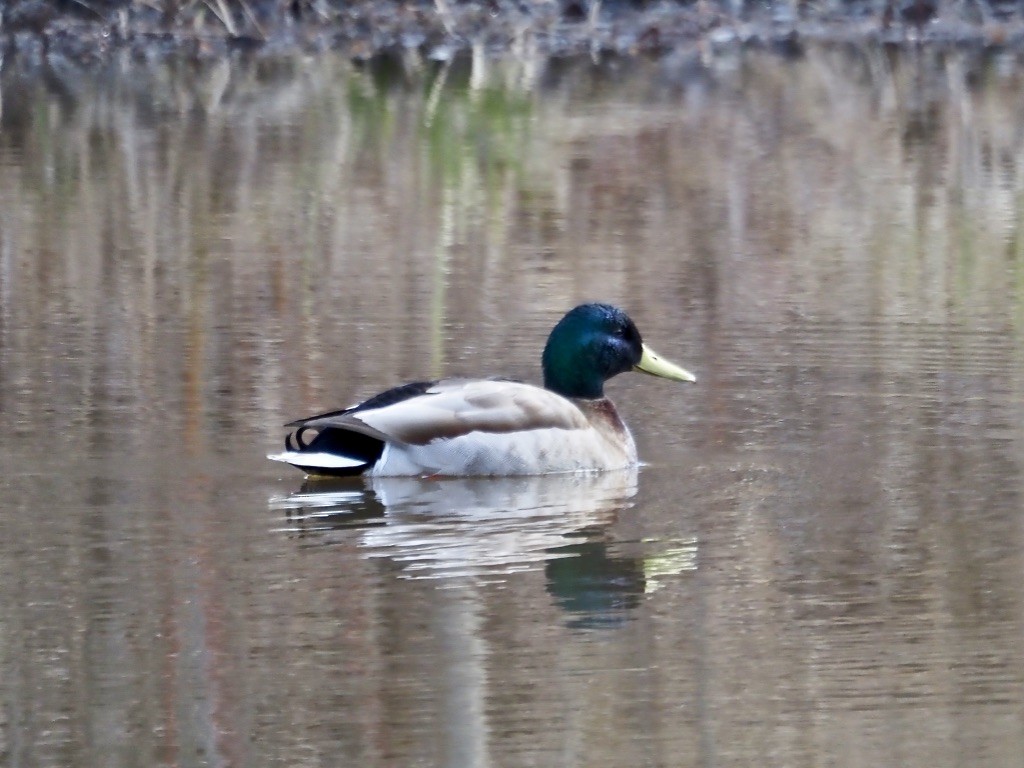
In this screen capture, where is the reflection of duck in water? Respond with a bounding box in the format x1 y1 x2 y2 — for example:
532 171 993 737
272 471 697 625
268 304 695 477
274 469 639 579
546 537 698 628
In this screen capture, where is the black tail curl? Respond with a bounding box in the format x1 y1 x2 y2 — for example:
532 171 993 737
283 425 386 471
285 426 317 452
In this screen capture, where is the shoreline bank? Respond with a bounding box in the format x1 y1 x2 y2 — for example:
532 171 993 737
4 0 1024 67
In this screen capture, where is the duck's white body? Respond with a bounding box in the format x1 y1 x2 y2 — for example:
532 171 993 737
268 378 637 477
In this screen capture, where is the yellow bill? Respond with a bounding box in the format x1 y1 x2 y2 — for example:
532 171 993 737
634 344 697 383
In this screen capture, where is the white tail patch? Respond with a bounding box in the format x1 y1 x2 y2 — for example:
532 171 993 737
267 451 367 470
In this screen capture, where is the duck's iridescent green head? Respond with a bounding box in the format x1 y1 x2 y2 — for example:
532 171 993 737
542 303 696 399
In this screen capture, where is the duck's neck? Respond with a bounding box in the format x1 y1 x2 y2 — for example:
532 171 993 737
542 356 605 399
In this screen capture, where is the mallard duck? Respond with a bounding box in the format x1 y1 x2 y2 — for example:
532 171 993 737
267 303 695 477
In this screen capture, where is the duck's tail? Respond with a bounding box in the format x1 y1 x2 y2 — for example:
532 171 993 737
267 450 369 476
268 426 384 477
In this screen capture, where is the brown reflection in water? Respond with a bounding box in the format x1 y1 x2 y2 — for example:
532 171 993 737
0 45 1023 767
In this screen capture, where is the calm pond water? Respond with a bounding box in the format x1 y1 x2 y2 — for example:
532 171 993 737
2 45 1024 766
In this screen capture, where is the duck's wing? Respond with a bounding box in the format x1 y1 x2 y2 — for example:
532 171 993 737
293 378 589 446
284 380 437 429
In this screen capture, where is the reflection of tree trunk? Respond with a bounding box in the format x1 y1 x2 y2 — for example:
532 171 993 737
434 586 490 768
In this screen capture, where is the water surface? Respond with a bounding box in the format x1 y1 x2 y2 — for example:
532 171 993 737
1 47 1023 766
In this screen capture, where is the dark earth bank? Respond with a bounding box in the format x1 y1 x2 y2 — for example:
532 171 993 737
4 0 1024 66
